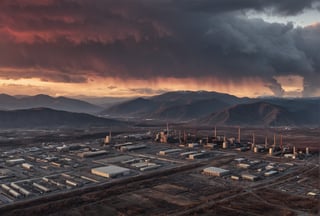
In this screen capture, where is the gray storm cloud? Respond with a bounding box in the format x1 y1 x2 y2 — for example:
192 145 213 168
0 0 319 96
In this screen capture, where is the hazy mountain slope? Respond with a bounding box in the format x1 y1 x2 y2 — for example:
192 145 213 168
199 101 320 126
101 91 247 119
200 102 295 126
150 91 246 104
150 98 230 120
0 108 124 128
0 94 102 113
103 97 158 116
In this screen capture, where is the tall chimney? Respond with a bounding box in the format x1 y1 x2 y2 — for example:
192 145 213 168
265 136 268 148
238 127 241 143
252 133 255 145
273 134 276 148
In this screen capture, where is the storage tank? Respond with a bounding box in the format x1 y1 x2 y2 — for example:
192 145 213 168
222 141 228 149
9 189 21 198
33 182 51 193
269 148 273 155
1 184 11 191
10 183 32 197
66 180 79 187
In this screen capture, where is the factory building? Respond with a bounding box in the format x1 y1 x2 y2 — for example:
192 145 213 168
140 164 161 171
1 184 22 198
21 163 33 170
114 142 133 147
203 167 230 177
66 179 81 187
120 144 146 152
159 149 182 156
264 170 278 177
91 165 130 178
230 175 240 181
180 151 197 157
241 174 258 181
6 158 25 166
189 152 210 160
237 163 251 169
33 182 51 193
77 150 108 158
10 183 32 197
253 145 265 153
130 162 161 171
188 143 200 148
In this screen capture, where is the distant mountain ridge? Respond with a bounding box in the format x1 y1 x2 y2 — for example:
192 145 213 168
0 94 102 114
1 91 318 127
101 91 319 126
198 101 319 126
101 91 250 120
0 108 124 128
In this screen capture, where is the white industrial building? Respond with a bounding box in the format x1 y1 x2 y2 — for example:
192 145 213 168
203 167 230 177
237 163 251 169
120 144 146 151
22 163 33 170
241 174 258 181
6 158 25 165
180 151 197 157
78 150 108 158
159 149 182 155
91 165 130 178
264 170 278 177
188 143 199 148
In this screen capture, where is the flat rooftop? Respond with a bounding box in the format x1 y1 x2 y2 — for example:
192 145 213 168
91 165 131 178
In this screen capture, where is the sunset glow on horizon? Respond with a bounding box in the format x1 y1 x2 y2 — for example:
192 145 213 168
0 76 275 98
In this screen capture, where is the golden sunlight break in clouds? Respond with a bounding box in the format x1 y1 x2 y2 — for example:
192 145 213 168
0 76 273 98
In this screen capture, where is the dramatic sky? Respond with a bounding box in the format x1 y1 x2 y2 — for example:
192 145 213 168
0 0 320 98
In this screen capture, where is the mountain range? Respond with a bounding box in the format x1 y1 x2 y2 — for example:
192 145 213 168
0 94 102 113
101 91 250 119
0 91 319 127
0 108 124 128
102 91 320 127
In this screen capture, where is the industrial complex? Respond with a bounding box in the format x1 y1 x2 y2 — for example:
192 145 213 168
0 126 318 215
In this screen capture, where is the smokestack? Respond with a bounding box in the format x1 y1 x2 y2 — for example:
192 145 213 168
109 131 112 142
265 136 268 148
273 134 276 148
214 126 217 138
238 127 241 143
293 146 296 155
252 133 255 145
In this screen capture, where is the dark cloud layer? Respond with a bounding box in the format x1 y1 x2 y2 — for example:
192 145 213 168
0 0 319 96
173 0 318 15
